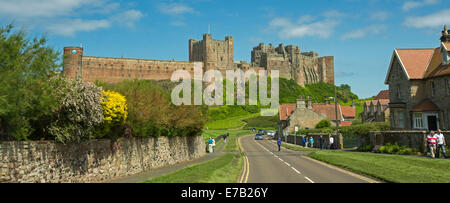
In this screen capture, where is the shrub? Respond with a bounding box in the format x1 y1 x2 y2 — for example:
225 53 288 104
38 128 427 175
97 80 208 137
45 80 104 143
315 119 331 129
376 143 418 155
96 90 128 138
357 144 374 152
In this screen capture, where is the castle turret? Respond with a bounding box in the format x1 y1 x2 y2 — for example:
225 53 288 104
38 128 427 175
63 47 83 80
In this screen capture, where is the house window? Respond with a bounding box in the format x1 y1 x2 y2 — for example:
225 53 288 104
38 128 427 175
396 85 401 99
398 112 405 128
432 81 436 96
414 112 424 129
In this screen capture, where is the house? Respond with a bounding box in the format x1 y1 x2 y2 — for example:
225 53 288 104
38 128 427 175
279 96 355 133
361 90 390 123
384 26 450 131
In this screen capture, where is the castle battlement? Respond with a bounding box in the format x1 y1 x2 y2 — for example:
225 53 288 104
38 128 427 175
63 34 334 86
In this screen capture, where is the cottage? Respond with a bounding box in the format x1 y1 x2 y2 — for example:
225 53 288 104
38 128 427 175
385 26 450 131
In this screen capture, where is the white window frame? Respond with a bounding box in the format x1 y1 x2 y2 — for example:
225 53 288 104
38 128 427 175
413 112 425 129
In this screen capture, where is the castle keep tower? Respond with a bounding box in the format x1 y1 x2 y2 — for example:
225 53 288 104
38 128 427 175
63 47 83 80
189 34 234 71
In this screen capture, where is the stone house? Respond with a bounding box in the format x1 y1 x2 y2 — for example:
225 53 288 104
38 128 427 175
361 90 390 123
385 26 450 131
279 96 355 133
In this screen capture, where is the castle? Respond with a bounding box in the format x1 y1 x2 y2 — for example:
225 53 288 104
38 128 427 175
63 34 334 86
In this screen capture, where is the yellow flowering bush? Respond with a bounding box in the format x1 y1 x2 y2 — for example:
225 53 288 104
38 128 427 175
95 90 128 138
101 90 128 125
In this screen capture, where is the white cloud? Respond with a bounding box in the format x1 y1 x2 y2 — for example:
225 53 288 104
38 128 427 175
269 17 340 39
111 10 144 28
0 0 144 36
340 25 387 40
370 11 390 21
0 0 106 19
404 9 450 28
268 11 345 39
46 19 111 36
402 0 439 11
157 3 197 16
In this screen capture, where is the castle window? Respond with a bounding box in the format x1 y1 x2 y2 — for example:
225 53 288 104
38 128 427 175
166 67 169 73
220 56 223 61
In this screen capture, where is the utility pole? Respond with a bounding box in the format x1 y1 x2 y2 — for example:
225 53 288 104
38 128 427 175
334 86 340 135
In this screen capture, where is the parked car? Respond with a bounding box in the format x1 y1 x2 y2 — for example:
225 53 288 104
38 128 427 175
254 133 264 140
267 131 275 137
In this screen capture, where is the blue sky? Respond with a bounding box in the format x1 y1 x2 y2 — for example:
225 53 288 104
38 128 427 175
1 0 449 98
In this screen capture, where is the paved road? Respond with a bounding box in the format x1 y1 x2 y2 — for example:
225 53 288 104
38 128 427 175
240 135 372 183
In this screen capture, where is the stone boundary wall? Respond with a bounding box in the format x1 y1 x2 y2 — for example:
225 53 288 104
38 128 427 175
357 131 450 152
276 133 343 149
0 135 205 183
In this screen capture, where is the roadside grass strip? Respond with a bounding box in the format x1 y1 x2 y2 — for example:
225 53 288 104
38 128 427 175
308 150 450 183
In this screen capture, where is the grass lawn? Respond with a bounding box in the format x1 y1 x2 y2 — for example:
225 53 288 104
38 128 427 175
308 150 450 183
144 132 249 183
143 153 243 183
205 113 260 130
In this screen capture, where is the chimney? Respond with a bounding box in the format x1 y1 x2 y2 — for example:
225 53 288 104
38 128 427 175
441 25 450 43
307 96 312 110
296 96 306 109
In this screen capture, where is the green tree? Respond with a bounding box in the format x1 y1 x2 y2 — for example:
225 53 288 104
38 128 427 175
339 84 351 92
0 24 61 140
315 119 331 129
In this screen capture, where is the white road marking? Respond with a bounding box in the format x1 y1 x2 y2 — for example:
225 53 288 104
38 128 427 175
292 167 301 174
305 176 314 183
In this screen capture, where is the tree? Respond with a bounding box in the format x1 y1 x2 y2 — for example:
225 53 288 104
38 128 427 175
315 119 331 129
339 84 351 92
0 24 61 140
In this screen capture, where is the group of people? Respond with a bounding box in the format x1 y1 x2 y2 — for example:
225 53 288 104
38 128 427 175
426 129 447 158
276 135 335 151
301 135 335 150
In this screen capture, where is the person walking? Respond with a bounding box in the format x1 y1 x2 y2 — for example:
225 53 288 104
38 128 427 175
309 136 314 148
277 138 282 151
329 135 335 149
302 136 307 148
208 137 213 153
212 137 216 153
436 129 447 158
426 131 438 158
319 135 324 150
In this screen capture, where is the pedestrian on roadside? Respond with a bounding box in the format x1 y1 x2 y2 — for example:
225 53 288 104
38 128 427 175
277 138 282 151
329 135 335 150
319 135 324 150
303 136 308 148
309 136 314 148
436 129 447 158
208 137 213 153
212 137 216 152
426 131 438 158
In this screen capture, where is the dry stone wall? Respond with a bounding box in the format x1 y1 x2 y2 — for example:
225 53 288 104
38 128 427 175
0 135 205 183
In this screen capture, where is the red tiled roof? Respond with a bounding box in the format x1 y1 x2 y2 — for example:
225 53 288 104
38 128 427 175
311 103 343 121
279 104 296 121
365 99 389 107
395 49 435 79
340 121 353 126
374 90 389 100
443 42 450 50
341 106 356 118
411 100 440 112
